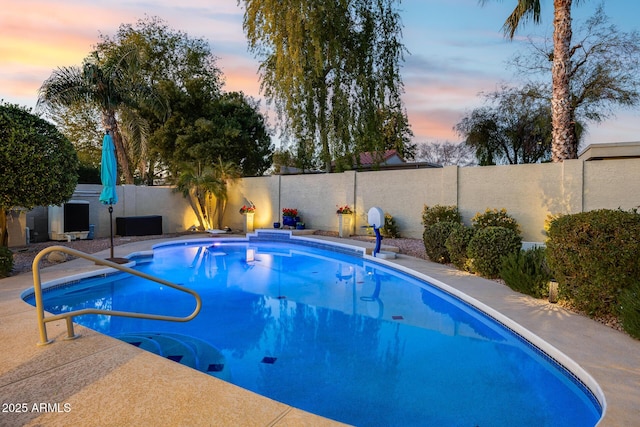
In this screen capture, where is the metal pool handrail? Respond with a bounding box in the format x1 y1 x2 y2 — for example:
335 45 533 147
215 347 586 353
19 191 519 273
31 245 202 346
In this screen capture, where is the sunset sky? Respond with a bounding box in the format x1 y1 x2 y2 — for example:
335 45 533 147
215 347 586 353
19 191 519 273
1 0 639 149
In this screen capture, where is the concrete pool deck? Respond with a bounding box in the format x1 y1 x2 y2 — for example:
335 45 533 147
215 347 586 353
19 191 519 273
1 233 638 426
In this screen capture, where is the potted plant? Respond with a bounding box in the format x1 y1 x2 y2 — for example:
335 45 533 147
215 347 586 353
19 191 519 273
282 208 300 228
336 205 353 215
296 221 305 230
239 203 255 214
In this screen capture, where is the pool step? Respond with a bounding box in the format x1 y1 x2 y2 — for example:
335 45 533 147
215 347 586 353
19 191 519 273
116 332 230 380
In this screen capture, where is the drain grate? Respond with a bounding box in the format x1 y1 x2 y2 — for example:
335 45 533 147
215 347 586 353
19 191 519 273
208 363 224 372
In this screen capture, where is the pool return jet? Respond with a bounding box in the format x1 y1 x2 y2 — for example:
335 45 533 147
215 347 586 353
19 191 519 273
367 207 396 259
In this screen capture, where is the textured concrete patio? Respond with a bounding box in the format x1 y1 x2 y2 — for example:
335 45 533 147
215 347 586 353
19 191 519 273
1 234 638 426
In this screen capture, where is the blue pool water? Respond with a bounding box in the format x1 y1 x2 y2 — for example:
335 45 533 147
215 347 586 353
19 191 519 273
25 238 602 426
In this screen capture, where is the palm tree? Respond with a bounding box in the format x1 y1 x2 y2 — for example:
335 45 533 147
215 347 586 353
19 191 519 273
38 50 165 183
172 161 223 231
482 0 583 161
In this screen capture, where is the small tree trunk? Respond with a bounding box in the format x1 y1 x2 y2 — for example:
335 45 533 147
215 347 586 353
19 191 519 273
216 198 226 230
102 111 135 184
188 189 207 231
0 209 8 247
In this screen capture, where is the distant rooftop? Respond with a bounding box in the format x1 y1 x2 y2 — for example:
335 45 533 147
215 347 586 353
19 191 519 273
278 149 441 175
350 149 441 171
358 149 405 166
579 141 640 161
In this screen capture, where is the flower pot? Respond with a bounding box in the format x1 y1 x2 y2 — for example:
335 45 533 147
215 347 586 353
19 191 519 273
296 223 305 230
282 216 299 228
273 222 281 229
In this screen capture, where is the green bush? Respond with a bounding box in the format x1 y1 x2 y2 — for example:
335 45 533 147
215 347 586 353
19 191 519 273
467 226 522 278
421 205 461 229
423 221 458 263
546 209 640 318
0 246 13 278
472 208 520 235
500 247 551 298
445 225 475 270
619 282 640 340
381 213 400 238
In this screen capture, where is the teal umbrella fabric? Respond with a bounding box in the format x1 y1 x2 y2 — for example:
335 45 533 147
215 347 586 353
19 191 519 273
99 133 118 205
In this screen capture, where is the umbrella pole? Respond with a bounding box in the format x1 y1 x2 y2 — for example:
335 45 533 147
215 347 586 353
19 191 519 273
109 205 114 259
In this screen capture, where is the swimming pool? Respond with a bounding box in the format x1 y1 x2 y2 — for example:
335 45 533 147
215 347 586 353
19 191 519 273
24 234 602 426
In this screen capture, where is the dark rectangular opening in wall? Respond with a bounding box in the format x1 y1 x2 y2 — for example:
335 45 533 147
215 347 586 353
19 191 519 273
64 202 90 232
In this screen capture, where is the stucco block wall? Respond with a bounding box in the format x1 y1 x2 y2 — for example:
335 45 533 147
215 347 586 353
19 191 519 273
457 162 565 242
10 158 639 247
58 184 196 239
227 176 280 230
583 159 640 211
355 168 448 238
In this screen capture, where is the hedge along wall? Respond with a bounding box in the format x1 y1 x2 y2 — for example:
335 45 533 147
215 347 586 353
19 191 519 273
12 158 639 246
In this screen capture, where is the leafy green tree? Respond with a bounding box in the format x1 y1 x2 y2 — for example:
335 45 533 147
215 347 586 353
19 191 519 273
455 84 555 165
97 18 271 180
481 0 584 161
48 103 103 168
95 16 222 182
0 103 78 246
241 0 411 172
152 75 272 177
191 92 272 176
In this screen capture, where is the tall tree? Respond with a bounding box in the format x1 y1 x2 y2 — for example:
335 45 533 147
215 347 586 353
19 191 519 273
481 0 583 161
455 84 555 165
509 5 640 147
0 103 78 247
38 49 162 184
240 0 410 172
416 142 477 167
47 103 103 168
94 16 223 182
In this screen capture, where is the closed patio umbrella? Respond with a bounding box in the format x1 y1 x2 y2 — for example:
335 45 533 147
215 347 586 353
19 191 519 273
99 131 125 262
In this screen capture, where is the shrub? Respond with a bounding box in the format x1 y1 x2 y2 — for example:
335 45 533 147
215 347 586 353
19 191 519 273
423 221 458 263
619 282 640 340
421 205 461 229
0 246 13 278
546 209 640 318
500 247 551 298
445 225 475 270
467 226 522 278
472 208 520 235
381 213 400 238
